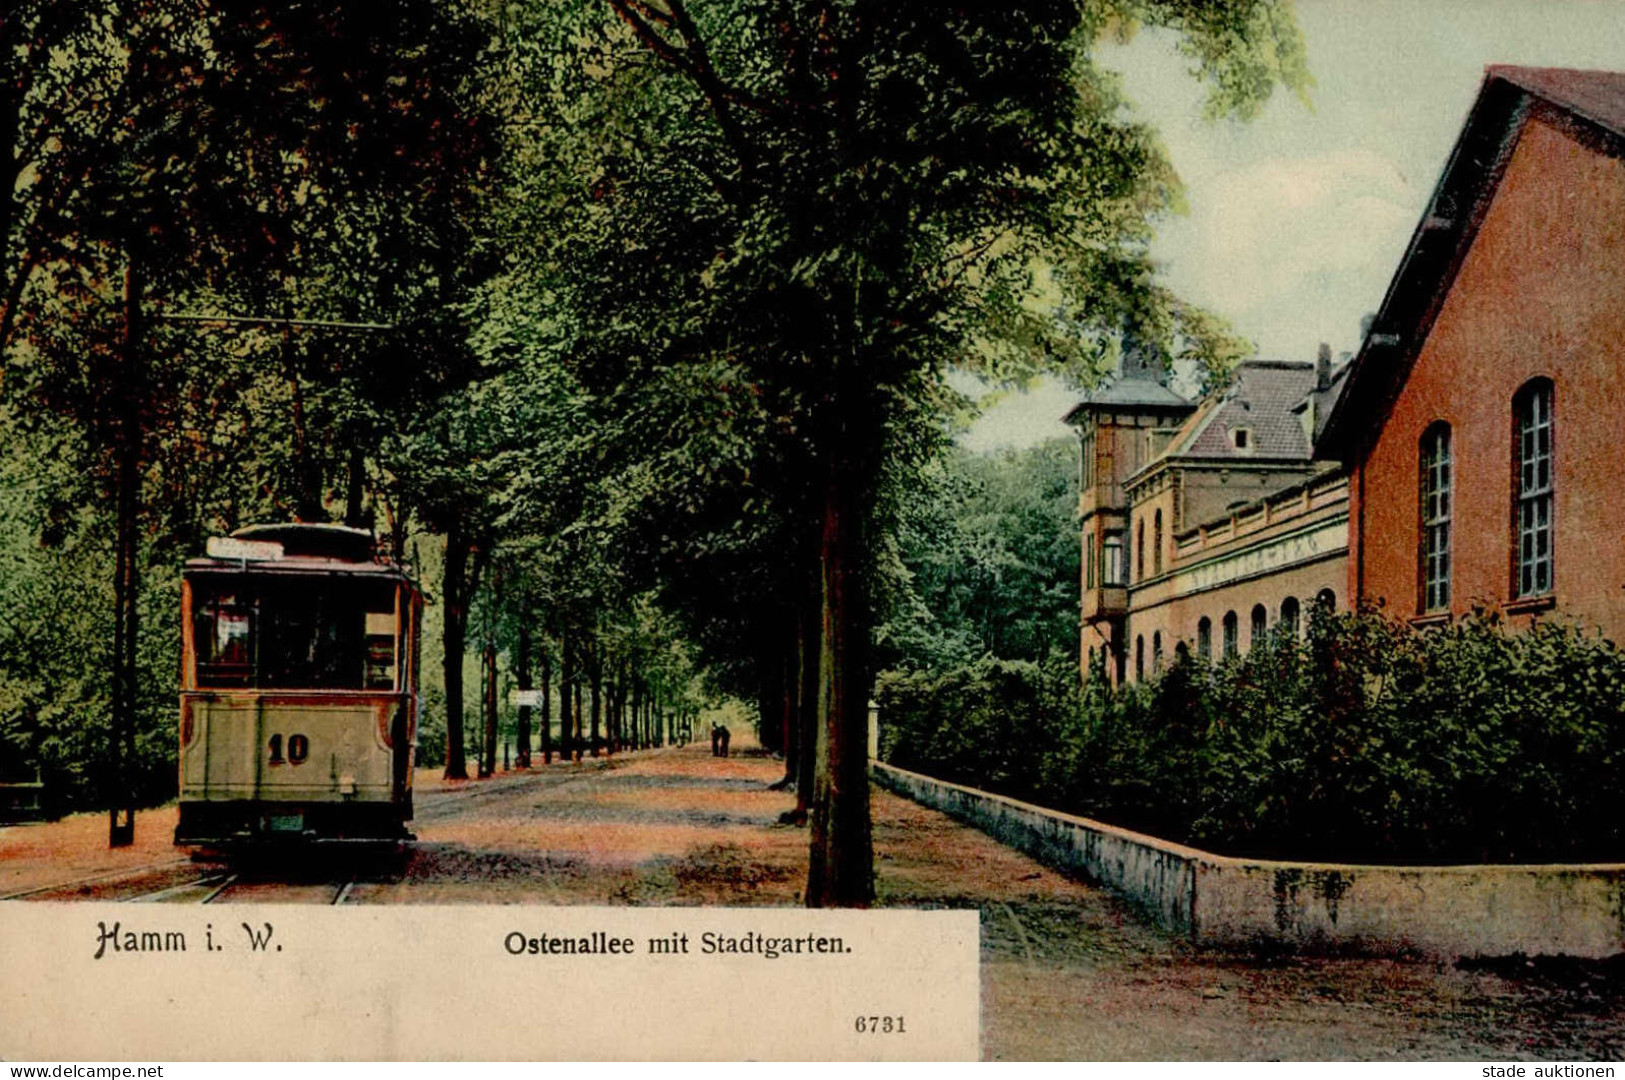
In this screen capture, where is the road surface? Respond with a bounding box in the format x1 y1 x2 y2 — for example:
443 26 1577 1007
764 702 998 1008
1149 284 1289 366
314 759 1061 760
2 737 1620 1059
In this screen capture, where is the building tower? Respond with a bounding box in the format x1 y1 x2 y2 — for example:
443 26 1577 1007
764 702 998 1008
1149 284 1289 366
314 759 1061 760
1065 343 1195 686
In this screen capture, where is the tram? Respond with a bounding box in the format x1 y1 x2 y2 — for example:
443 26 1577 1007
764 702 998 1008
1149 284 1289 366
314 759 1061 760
175 523 422 845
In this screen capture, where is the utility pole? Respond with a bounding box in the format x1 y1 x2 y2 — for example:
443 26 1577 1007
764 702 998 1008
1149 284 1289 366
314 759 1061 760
107 262 142 847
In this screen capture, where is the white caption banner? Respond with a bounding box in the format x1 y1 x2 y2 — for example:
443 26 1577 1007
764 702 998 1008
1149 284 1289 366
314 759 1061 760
0 905 979 1061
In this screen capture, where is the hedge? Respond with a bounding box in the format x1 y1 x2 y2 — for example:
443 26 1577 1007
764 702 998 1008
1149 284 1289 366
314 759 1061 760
875 609 1625 864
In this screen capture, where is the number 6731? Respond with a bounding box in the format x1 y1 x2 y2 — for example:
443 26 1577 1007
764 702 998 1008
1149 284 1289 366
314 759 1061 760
854 1016 905 1034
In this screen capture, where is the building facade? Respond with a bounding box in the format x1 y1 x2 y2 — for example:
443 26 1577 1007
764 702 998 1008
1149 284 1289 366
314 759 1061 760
1072 352 1350 685
1319 66 1625 643
1074 66 1625 682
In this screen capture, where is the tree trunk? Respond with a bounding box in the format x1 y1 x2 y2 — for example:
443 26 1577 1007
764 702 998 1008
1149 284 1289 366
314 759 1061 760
479 639 498 778
574 675 584 762
558 626 574 762
770 614 803 794
589 632 601 757
539 633 553 764
515 609 532 769
344 443 366 528
757 650 783 756
629 678 641 751
806 468 874 907
640 682 653 750
441 523 471 780
793 573 820 817
780 635 795 765
609 658 624 754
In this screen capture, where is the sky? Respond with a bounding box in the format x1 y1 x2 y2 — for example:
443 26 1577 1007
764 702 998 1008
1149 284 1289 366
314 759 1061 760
959 0 1625 453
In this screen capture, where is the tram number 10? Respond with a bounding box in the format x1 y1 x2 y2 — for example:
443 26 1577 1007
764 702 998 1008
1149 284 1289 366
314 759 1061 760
268 733 310 765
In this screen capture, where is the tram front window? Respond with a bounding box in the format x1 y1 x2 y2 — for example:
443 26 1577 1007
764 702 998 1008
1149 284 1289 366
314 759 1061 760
194 578 398 690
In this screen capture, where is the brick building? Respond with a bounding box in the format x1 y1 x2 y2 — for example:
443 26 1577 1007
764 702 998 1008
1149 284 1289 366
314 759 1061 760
1318 67 1625 641
1072 65 1625 682
1071 350 1349 685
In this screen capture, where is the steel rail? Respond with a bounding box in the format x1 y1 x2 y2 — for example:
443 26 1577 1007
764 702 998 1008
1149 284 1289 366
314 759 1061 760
0 857 195 902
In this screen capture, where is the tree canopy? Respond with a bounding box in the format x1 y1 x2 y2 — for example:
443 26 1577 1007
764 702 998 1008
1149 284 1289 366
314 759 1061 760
0 0 1306 896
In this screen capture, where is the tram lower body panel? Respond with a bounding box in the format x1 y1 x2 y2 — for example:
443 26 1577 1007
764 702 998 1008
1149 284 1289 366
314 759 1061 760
176 692 414 843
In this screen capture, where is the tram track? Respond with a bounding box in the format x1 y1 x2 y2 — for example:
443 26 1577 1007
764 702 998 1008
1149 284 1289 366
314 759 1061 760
128 873 238 903
0 856 196 902
122 872 358 904
6 752 666 904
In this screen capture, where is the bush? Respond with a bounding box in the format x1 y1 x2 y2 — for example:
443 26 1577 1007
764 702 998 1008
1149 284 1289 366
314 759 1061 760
876 609 1625 864
876 654 1079 806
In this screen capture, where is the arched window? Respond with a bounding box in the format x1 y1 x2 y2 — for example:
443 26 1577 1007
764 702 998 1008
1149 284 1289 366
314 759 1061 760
1136 520 1146 583
1315 588 1336 613
1152 631 1163 673
1420 423 1452 612
1280 596 1300 640
1135 634 1145 682
1514 380 1554 598
1222 612 1238 659
1250 604 1267 647
1153 510 1163 576
1197 617 1212 662
1175 641 1190 664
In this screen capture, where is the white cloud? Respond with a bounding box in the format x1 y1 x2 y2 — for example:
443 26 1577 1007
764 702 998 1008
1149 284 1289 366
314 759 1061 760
1158 148 1417 355
963 1 1625 444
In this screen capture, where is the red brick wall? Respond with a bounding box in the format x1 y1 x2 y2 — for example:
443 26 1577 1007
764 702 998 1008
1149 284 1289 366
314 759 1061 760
1354 115 1625 639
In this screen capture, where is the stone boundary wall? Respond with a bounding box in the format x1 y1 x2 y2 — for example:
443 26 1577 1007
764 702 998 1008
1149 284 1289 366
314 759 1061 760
872 761 1625 958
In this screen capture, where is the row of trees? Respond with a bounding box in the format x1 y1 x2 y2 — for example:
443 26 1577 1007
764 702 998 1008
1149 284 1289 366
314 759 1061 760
0 0 1307 903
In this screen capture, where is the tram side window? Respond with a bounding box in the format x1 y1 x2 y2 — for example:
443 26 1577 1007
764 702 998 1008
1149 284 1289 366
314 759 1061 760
193 579 398 690
364 609 398 690
194 593 254 687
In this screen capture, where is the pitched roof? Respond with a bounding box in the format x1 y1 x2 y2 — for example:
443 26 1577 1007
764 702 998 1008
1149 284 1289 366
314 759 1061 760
1061 335 1198 423
1317 66 1625 459
1164 360 1317 461
1063 377 1192 419
1490 65 1625 137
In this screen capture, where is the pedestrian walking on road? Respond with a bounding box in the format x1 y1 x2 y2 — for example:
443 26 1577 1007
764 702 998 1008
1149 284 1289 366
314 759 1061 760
718 725 731 758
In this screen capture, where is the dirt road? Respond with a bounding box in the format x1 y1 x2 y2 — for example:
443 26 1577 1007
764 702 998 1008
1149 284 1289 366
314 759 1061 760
3 738 1621 1059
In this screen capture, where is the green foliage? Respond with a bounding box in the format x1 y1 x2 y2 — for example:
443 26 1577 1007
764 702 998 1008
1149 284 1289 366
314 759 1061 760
876 654 1080 805
0 0 1308 823
880 438 1081 669
506 0 1308 704
0 411 176 809
880 609 1625 864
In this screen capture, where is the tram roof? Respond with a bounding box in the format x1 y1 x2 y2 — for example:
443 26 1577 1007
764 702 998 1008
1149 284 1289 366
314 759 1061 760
187 522 415 581
183 557 411 579
233 522 376 561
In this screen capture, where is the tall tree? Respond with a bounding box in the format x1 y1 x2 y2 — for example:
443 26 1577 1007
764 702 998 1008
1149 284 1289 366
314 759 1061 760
516 0 1306 904
4 0 499 809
